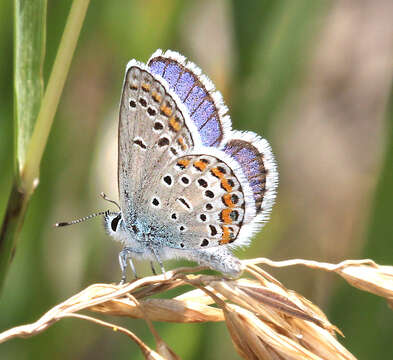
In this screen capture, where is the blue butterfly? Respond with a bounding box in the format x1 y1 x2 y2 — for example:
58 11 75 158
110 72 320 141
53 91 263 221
57 50 278 282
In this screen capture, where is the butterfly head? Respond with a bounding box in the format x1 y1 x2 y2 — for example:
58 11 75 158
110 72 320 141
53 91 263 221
103 211 126 242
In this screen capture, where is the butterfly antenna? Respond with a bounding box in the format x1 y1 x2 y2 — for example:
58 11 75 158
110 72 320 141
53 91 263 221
100 192 121 210
54 210 108 227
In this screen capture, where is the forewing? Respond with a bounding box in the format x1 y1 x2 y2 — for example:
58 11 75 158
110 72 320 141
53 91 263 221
118 63 198 226
148 50 231 147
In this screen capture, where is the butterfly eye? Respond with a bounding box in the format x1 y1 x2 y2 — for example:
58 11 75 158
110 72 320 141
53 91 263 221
111 214 121 232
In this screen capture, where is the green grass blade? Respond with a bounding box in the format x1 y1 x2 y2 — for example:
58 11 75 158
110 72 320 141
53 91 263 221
0 0 47 292
0 0 90 293
14 0 46 175
21 0 90 193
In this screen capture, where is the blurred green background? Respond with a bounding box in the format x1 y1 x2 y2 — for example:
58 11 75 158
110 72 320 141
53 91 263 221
1 0 392 359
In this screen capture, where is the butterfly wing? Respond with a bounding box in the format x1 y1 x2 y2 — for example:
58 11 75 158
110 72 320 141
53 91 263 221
148 49 231 147
118 61 202 226
223 130 278 223
147 134 277 250
118 54 277 255
145 150 256 250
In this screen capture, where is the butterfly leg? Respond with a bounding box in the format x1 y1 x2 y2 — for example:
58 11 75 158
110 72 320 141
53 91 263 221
150 261 157 275
150 247 166 275
119 247 138 284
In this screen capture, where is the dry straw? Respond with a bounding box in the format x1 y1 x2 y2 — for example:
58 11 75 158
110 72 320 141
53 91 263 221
0 258 392 359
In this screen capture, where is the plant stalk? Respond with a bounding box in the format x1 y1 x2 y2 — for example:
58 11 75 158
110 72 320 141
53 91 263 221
0 0 90 293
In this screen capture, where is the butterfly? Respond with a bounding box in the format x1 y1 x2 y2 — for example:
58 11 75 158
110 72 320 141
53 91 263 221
57 50 278 282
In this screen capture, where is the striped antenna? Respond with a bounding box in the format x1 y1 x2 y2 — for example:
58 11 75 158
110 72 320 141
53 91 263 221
54 210 108 227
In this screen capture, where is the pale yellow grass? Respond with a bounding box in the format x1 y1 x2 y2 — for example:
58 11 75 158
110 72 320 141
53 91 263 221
0 258 392 360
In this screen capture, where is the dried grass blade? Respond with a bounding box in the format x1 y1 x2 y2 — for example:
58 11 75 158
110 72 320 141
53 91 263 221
174 286 225 305
289 319 357 360
89 298 223 322
336 264 393 305
209 280 298 336
239 285 337 333
224 304 325 360
132 279 186 299
245 258 393 307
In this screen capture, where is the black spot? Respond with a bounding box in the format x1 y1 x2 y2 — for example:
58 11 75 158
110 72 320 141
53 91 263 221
178 198 191 209
200 214 207 222
181 176 190 185
111 214 121 232
129 100 136 108
205 203 213 210
133 139 147 149
154 121 163 130
158 137 169 147
209 225 217 236
152 198 160 206
171 213 177 220
180 243 184 248
205 190 214 198
200 158 210 164
148 107 157 116
201 239 209 247
132 225 139 234
179 225 185 231
170 147 178 155
139 97 147 107
230 210 239 221
217 166 226 174
198 178 208 188
163 175 172 185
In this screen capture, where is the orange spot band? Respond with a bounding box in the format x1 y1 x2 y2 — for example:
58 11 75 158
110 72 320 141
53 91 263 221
223 193 235 207
211 167 233 192
160 104 172 117
220 178 233 192
152 91 161 103
194 161 207 171
221 208 233 224
177 159 190 168
169 116 181 132
177 137 187 150
211 167 224 179
142 83 150 92
220 226 231 244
